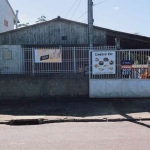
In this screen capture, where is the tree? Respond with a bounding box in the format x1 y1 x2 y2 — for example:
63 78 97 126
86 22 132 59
134 32 141 36
18 23 29 28
35 16 47 23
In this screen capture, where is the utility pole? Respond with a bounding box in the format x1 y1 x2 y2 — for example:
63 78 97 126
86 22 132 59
88 0 94 48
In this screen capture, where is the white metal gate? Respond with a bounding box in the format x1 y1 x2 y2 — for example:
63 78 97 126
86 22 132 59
89 48 150 98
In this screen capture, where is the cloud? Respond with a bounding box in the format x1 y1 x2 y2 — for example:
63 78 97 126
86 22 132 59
114 7 119 10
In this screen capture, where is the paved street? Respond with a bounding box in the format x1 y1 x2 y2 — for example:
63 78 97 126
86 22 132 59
0 121 150 150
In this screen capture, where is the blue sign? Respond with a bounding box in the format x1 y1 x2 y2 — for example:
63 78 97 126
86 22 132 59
121 60 133 75
121 60 133 65
121 69 132 75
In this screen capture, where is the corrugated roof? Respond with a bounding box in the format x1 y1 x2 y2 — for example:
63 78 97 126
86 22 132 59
0 16 150 43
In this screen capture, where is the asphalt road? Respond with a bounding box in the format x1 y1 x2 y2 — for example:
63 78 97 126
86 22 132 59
0 121 150 150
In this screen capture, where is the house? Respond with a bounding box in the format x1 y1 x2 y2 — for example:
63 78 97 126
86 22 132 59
0 0 17 33
0 16 150 49
0 17 150 99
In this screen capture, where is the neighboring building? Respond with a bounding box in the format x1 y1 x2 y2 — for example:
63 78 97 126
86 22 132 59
0 0 16 33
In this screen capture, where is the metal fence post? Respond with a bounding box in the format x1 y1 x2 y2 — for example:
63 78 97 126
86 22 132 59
129 50 131 79
74 47 76 73
89 48 91 98
32 48 35 74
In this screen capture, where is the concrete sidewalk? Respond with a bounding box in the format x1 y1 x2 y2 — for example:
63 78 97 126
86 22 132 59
0 99 150 124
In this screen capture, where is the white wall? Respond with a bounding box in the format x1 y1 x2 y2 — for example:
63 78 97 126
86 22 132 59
0 0 15 33
90 79 150 98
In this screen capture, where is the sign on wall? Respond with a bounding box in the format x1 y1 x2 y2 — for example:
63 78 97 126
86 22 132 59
35 49 62 63
121 60 133 75
92 51 116 74
2 50 12 60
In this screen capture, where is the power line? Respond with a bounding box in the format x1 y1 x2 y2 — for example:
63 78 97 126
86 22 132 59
76 0 109 21
70 0 82 19
94 0 108 6
76 11 87 21
65 0 78 17
82 19 87 23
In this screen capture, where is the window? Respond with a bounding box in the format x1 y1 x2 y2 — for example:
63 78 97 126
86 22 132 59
4 20 8 27
62 36 67 40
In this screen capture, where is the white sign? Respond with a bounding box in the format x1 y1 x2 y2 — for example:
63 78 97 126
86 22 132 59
35 49 62 63
92 51 116 74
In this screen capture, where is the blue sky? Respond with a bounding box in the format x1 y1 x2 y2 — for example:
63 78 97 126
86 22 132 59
9 0 150 36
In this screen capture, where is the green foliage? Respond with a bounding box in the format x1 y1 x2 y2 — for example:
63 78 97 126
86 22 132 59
130 53 148 64
18 23 29 28
35 16 47 23
134 32 142 36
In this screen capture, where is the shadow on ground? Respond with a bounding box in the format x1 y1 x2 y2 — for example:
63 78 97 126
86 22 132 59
0 99 149 117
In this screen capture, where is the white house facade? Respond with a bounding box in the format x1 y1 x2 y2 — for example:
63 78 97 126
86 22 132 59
0 0 16 33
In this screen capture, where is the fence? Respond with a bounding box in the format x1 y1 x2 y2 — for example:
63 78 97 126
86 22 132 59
24 47 88 74
26 46 117 74
1 46 150 79
90 49 150 80
0 46 116 75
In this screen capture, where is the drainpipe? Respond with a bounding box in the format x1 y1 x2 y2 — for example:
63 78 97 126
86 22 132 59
16 10 19 29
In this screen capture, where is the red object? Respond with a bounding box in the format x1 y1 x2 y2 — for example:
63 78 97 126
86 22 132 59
121 65 132 69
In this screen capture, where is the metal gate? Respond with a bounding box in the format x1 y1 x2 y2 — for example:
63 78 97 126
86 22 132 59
89 47 150 98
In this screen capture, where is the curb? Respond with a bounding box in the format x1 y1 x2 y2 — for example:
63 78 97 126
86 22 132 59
0 121 9 125
0 118 150 125
43 118 150 124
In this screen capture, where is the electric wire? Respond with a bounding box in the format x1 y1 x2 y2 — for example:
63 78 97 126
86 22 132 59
94 0 108 6
76 11 87 21
65 0 79 17
70 0 82 19
82 19 87 23
78 0 109 23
